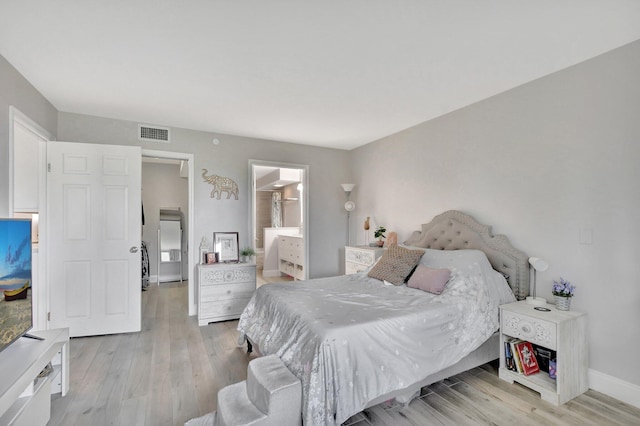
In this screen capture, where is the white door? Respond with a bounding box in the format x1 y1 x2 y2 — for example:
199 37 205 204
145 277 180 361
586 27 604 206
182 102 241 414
47 142 141 337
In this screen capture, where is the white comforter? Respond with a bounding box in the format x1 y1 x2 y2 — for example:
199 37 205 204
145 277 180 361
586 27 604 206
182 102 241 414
237 249 515 425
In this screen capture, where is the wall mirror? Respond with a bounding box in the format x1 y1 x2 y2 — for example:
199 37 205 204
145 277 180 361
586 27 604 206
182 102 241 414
158 208 183 282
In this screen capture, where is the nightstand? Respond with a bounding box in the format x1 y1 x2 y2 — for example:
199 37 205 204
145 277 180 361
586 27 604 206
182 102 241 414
499 300 588 405
344 245 385 274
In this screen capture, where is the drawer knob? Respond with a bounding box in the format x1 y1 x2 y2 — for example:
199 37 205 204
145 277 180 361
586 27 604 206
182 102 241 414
519 320 535 338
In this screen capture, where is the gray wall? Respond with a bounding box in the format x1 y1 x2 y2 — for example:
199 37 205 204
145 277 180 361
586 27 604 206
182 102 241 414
57 112 352 278
350 40 640 388
0 56 58 215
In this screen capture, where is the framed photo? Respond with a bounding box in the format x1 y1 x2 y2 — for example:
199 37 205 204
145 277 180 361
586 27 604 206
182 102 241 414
213 232 239 263
205 252 218 264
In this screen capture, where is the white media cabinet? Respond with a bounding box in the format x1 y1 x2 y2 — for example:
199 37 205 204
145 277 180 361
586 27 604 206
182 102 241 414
0 328 69 425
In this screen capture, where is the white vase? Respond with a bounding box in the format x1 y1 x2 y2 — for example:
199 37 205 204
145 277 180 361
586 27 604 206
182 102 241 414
555 295 571 311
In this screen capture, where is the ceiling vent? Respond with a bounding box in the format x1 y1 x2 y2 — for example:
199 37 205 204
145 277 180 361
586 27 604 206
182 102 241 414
138 124 170 143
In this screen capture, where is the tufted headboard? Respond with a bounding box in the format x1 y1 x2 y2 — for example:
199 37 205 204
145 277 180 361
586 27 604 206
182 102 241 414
404 210 529 300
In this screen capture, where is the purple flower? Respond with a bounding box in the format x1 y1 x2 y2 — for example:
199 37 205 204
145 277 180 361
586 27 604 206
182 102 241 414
552 277 575 297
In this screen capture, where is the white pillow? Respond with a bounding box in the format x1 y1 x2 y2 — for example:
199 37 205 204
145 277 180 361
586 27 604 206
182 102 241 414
407 247 516 304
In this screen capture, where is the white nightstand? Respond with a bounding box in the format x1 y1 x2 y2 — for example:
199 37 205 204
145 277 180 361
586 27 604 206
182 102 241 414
197 263 256 326
344 245 385 274
499 300 588 405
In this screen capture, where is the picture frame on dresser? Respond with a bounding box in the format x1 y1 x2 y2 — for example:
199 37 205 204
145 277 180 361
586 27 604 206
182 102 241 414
213 232 239 262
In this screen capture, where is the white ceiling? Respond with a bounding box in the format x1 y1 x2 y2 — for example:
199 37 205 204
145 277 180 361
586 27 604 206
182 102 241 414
1 1 639 150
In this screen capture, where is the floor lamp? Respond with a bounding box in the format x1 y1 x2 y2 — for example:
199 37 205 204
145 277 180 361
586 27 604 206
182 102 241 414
341 184 355 245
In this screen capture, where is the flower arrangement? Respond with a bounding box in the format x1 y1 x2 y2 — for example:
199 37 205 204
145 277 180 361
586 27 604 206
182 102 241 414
552 277 575 298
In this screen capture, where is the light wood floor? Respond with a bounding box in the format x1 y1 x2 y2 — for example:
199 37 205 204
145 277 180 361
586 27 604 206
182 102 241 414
50 280 640 426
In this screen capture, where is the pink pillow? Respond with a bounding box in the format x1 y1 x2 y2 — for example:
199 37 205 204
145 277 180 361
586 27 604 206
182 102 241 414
407 265 451 294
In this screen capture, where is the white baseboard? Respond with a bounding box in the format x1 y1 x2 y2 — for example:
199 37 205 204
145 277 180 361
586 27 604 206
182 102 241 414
589 368 640 409
158 274 182 283
150 274 158 283
262 269 281 277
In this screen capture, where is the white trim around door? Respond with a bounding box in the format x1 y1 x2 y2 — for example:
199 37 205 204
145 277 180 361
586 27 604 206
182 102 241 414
142 149 196 316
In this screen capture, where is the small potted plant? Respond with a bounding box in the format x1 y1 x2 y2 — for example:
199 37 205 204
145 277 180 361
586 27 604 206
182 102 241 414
374 226 386 247
240 247 255 263
552 277 575 311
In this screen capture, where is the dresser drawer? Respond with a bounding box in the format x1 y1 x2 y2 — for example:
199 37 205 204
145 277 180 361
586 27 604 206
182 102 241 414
285 251 303 263
280 236 302 249
502 310 557 350
200 297 250 319
345 261 367 275
200 282 255 302
279 245 293 260
200 266 256 286
279 237 304 264
346 247 377 266
344 246 384 275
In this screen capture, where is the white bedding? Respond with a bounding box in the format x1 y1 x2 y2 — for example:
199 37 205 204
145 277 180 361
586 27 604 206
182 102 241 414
237 249 515 425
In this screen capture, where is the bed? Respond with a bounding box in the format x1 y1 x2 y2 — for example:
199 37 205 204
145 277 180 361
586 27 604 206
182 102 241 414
237 210 529 425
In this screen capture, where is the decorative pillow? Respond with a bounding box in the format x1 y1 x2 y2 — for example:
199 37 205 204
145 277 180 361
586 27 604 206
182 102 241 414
407 265 451 294
367 244 425 285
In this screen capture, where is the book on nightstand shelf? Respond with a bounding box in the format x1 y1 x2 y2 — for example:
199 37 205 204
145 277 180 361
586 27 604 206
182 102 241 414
514 341 540 376
506 338 524 373
532 344 555 373
504 341 516 372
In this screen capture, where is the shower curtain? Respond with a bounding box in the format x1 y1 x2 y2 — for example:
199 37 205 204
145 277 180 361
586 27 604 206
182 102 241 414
271 191 282 227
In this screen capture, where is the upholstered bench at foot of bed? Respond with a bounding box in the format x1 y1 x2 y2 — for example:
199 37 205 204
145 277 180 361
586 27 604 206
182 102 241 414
214 355 302 426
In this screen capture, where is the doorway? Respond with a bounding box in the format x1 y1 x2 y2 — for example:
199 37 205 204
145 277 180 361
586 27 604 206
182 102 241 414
142 150 196 316
249 160 309 281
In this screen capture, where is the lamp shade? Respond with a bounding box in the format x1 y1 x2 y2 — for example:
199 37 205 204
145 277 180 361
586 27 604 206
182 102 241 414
529 257 549 272
341 183 355 193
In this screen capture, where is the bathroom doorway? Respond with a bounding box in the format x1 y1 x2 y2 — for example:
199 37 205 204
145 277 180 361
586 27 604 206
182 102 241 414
249 160 309 281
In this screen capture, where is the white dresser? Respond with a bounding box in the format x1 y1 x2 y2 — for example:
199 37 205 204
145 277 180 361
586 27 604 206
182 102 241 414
344 245 385 274
197 263 256 326
278 235 305 280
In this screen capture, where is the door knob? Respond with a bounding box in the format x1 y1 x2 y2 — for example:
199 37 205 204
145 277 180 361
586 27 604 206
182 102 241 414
130 246 138 253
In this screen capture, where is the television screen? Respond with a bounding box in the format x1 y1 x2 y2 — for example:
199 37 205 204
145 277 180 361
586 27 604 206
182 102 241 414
0 218 33 353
